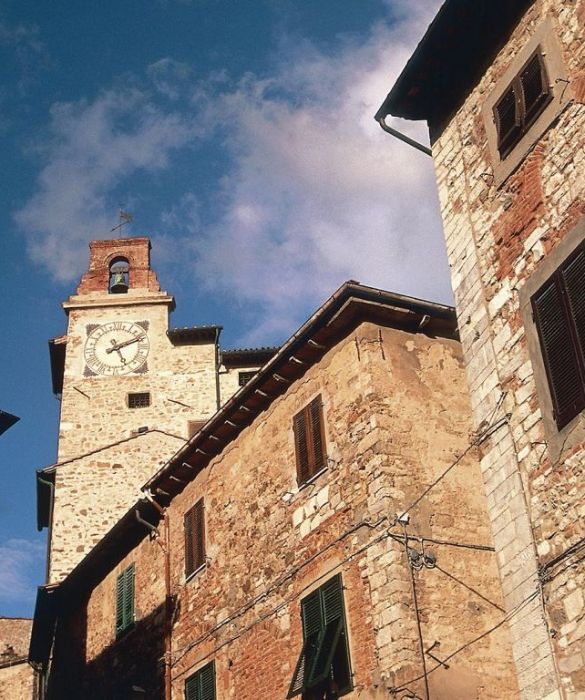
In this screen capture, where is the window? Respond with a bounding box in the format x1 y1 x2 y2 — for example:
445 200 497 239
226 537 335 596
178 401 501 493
238 370 256 387
184 499 205 578
185 661 215 700
109 257 129 294
293 396 326 486
494 49 551 158
115 564 135 637
532 243 585 429
287 574 352 699
128 392 151 409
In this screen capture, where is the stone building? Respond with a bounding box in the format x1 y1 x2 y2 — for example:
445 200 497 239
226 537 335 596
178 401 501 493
0 617 37 699
376 0 585 697
36 237 275 584
30 279 519 699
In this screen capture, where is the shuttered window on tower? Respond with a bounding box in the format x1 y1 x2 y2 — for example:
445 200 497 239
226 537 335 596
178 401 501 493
532 243 585 429
287 574 352 699
184 499 206 578
185 661 216 700
494 48 551 158
293 395 327 486
115 563 135 637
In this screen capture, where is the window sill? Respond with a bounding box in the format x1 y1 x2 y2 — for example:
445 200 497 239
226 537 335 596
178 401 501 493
297 465 328 493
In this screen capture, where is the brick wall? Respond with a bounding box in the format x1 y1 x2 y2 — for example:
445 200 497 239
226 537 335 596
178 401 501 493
50 320 518 699
432 2 585 697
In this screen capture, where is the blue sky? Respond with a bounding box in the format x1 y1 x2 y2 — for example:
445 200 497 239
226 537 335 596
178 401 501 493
0 0 448 617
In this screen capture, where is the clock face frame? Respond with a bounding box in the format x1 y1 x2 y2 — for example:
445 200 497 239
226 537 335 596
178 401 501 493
84 321 150 376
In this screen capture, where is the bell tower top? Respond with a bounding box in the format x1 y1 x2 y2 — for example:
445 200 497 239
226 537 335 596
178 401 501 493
76 237 161 295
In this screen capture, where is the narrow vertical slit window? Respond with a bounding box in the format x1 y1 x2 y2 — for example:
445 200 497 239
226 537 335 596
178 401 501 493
184 498 206 578
293 395 327 486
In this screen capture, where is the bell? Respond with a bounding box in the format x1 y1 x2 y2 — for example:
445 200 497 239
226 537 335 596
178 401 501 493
110 268 129 294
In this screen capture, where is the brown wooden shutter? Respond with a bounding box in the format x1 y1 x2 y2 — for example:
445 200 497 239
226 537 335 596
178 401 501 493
293 409 310 485
520 52 550 124
495 86 521 156
308 396 326 474
562 248 585 362
185 499 205 577
533 278 585 428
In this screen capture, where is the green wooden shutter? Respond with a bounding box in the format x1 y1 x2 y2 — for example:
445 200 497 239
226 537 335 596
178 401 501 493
199 662 216 700
533 277 585 428
185 662 215 700
115 564 135 636
307 575 344 687
115 571 125 635
287 591 323 698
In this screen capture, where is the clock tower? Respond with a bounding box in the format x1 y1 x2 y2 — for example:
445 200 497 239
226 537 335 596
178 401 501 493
41 237 225 582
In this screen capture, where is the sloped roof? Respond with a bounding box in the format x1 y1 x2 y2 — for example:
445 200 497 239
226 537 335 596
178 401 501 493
375 0 534 133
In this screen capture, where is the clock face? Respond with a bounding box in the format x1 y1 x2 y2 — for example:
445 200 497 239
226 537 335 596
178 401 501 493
84 321 150 376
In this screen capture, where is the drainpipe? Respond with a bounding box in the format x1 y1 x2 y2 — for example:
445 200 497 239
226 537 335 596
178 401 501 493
37 474 55 583
377 116 432 157
214 328 221 411
138 500 172 700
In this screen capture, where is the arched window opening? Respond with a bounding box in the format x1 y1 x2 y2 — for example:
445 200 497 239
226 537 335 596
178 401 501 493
109 258 129 294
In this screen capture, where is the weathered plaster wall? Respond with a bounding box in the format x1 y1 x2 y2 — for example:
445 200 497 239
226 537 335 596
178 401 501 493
56 321 518 699
432 2 585 697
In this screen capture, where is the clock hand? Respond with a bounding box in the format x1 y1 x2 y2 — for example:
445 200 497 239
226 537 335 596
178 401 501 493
106 335 145 353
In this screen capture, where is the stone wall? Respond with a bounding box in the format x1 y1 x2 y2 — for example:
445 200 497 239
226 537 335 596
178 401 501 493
432 2 585 697
48 429 184 582
0 618 35 700
52 321 518 699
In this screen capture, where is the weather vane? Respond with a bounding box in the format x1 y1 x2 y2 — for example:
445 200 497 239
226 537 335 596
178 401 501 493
110 209 133 237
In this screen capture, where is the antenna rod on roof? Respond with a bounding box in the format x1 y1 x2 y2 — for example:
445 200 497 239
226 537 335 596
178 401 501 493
377 117 432 157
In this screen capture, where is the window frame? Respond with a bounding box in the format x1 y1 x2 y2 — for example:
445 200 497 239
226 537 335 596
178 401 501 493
531 241 585 430
238 370 257 387
482 19 571 187
115 563 135 638
519 218 585 461
287 573 353 699
184 498 206 580
293 395 327 487
185 661 216 700
128 392 151 409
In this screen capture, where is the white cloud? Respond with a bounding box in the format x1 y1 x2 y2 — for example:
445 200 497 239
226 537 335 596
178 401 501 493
15 87 198 281
185 0 449 341
15 0 450 342
0 538 45 605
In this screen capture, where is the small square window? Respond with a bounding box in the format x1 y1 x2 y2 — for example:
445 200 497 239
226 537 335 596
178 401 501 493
287 574 352 699
115 564 135 637
238 370 256 387
293 396 327 486
494 49 551 159
531 242 585 429
128 392 150 409
185 661 215 700
184 499 206 578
